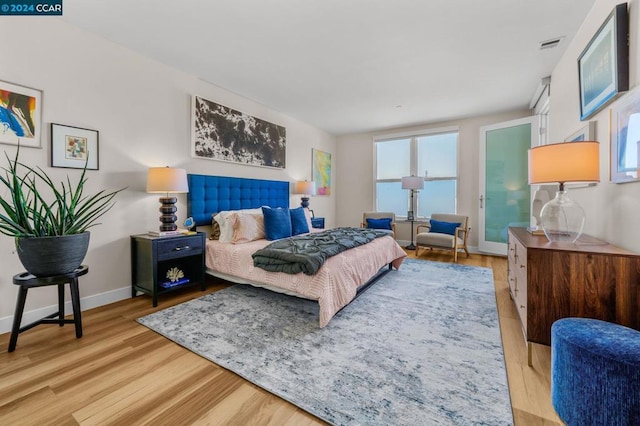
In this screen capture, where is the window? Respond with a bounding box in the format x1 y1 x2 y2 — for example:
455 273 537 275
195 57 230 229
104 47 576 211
375 129 458 219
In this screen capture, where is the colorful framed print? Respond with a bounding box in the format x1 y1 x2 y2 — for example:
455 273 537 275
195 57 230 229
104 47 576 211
51 123 99 170
312 148 331 196
0 80 42 148
191 95 286 168
578 3 629 121
610 86 640 183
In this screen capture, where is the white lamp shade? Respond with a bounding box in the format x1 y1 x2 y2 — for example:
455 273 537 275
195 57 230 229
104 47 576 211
294 180 316 195
146 167 189 193
528 141 600 185
401 176 424 190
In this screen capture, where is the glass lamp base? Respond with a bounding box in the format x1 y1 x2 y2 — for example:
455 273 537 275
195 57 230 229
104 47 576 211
540 190 585 243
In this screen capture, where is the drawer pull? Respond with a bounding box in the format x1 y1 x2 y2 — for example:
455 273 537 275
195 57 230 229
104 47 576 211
520 305 526 309
520 264 526 268
174 245 190 251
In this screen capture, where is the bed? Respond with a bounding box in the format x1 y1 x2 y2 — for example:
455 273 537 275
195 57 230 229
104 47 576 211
187 174 407 327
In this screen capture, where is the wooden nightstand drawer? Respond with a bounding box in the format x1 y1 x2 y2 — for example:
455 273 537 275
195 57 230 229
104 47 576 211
157 235 204 261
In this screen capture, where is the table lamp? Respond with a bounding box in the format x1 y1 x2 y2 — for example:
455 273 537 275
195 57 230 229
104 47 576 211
401 175 424 250
294 180 316 208
146 167 189 232
528 141 599 242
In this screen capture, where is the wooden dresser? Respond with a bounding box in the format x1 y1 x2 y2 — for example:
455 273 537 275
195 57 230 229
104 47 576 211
507 227 640 366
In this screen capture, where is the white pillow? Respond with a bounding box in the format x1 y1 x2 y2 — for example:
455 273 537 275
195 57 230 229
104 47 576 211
303 207 314 231
214 208 263 243
231 212 265 244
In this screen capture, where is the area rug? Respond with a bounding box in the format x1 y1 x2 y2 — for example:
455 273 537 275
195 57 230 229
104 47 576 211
138 259 512 425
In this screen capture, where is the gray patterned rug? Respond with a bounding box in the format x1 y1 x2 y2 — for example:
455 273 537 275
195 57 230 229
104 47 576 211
138 259 512 425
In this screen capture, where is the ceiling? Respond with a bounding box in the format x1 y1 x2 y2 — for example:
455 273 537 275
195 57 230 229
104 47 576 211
61 0 596 136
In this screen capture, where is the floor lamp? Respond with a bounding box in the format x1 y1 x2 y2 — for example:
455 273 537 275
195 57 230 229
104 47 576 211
401 176 424 250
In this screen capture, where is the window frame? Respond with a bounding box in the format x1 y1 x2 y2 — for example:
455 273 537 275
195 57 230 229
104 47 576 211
373 126 459 220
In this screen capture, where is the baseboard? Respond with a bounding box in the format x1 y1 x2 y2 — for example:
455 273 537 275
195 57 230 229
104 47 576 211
397 240 480 255
0 286 131 334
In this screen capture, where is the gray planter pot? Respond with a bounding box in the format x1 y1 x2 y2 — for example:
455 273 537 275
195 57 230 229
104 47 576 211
16 232 90 277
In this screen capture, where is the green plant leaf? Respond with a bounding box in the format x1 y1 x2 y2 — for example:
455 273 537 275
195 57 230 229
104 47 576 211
0 144 126 238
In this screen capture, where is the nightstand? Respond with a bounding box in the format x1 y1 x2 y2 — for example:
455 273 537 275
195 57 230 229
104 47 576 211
130 232 206 306
311 217 325 229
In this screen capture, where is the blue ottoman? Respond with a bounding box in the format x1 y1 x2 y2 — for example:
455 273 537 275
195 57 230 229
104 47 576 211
551 318 640 426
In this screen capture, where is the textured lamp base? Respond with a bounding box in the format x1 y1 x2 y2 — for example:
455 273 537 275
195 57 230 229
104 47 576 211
158 197 178 232
300 197 310 208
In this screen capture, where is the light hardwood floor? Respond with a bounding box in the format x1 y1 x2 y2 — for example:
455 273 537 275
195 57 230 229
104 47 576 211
0 251 563 425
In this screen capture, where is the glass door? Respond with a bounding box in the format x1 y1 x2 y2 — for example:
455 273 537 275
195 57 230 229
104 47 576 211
479 116 540 255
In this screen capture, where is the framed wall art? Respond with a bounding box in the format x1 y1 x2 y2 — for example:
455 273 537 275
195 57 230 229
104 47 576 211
312 148 331 196
191 95 286 169
578 3 628 121
564 122 597 188
0 80 42 148
610 86 640 184
564 121 596 142
51 123 99 170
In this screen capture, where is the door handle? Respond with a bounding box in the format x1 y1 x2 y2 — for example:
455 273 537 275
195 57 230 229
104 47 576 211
480 195 484 208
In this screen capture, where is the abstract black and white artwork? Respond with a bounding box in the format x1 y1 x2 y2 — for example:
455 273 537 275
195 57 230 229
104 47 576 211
192 96 286 168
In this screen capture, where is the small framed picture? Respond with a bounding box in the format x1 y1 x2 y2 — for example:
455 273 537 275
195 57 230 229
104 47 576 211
564 121 596 142
564 122 597 188
51 123 99 170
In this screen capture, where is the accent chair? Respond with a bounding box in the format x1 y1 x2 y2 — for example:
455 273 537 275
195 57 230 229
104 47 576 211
361 212 396 239
415 213 469 262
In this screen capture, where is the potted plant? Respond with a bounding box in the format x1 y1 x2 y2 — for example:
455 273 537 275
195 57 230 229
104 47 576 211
0 147 124 276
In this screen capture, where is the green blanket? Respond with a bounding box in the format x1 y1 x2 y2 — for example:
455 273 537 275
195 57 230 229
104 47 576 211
252 227 390 275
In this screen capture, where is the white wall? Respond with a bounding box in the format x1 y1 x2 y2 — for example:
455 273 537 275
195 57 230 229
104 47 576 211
0 18 336 331
335 110 530 249
549 0 640 250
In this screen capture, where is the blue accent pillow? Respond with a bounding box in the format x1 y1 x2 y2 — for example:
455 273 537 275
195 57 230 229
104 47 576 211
290 207 310 235
366 217 393 230
262 207 292 240
429 219 461 235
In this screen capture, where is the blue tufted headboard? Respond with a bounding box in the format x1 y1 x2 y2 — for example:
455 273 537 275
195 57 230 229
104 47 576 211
187 174 290 226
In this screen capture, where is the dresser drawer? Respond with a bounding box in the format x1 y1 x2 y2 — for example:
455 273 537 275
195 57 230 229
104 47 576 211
157 235 204 261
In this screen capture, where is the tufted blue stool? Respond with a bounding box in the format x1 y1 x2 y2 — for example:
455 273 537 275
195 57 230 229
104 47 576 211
551 318 640 426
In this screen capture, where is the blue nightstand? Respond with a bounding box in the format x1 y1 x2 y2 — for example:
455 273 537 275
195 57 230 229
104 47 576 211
311 217 325 229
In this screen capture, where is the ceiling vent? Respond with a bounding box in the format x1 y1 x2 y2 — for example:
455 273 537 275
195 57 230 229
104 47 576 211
539 37 564 50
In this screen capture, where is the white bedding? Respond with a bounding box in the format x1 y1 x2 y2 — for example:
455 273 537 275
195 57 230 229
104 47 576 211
205 235 406 327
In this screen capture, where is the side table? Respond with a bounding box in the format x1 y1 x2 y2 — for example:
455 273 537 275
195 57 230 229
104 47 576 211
311 217 325 229
9 265 88 352
131 233 206 307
